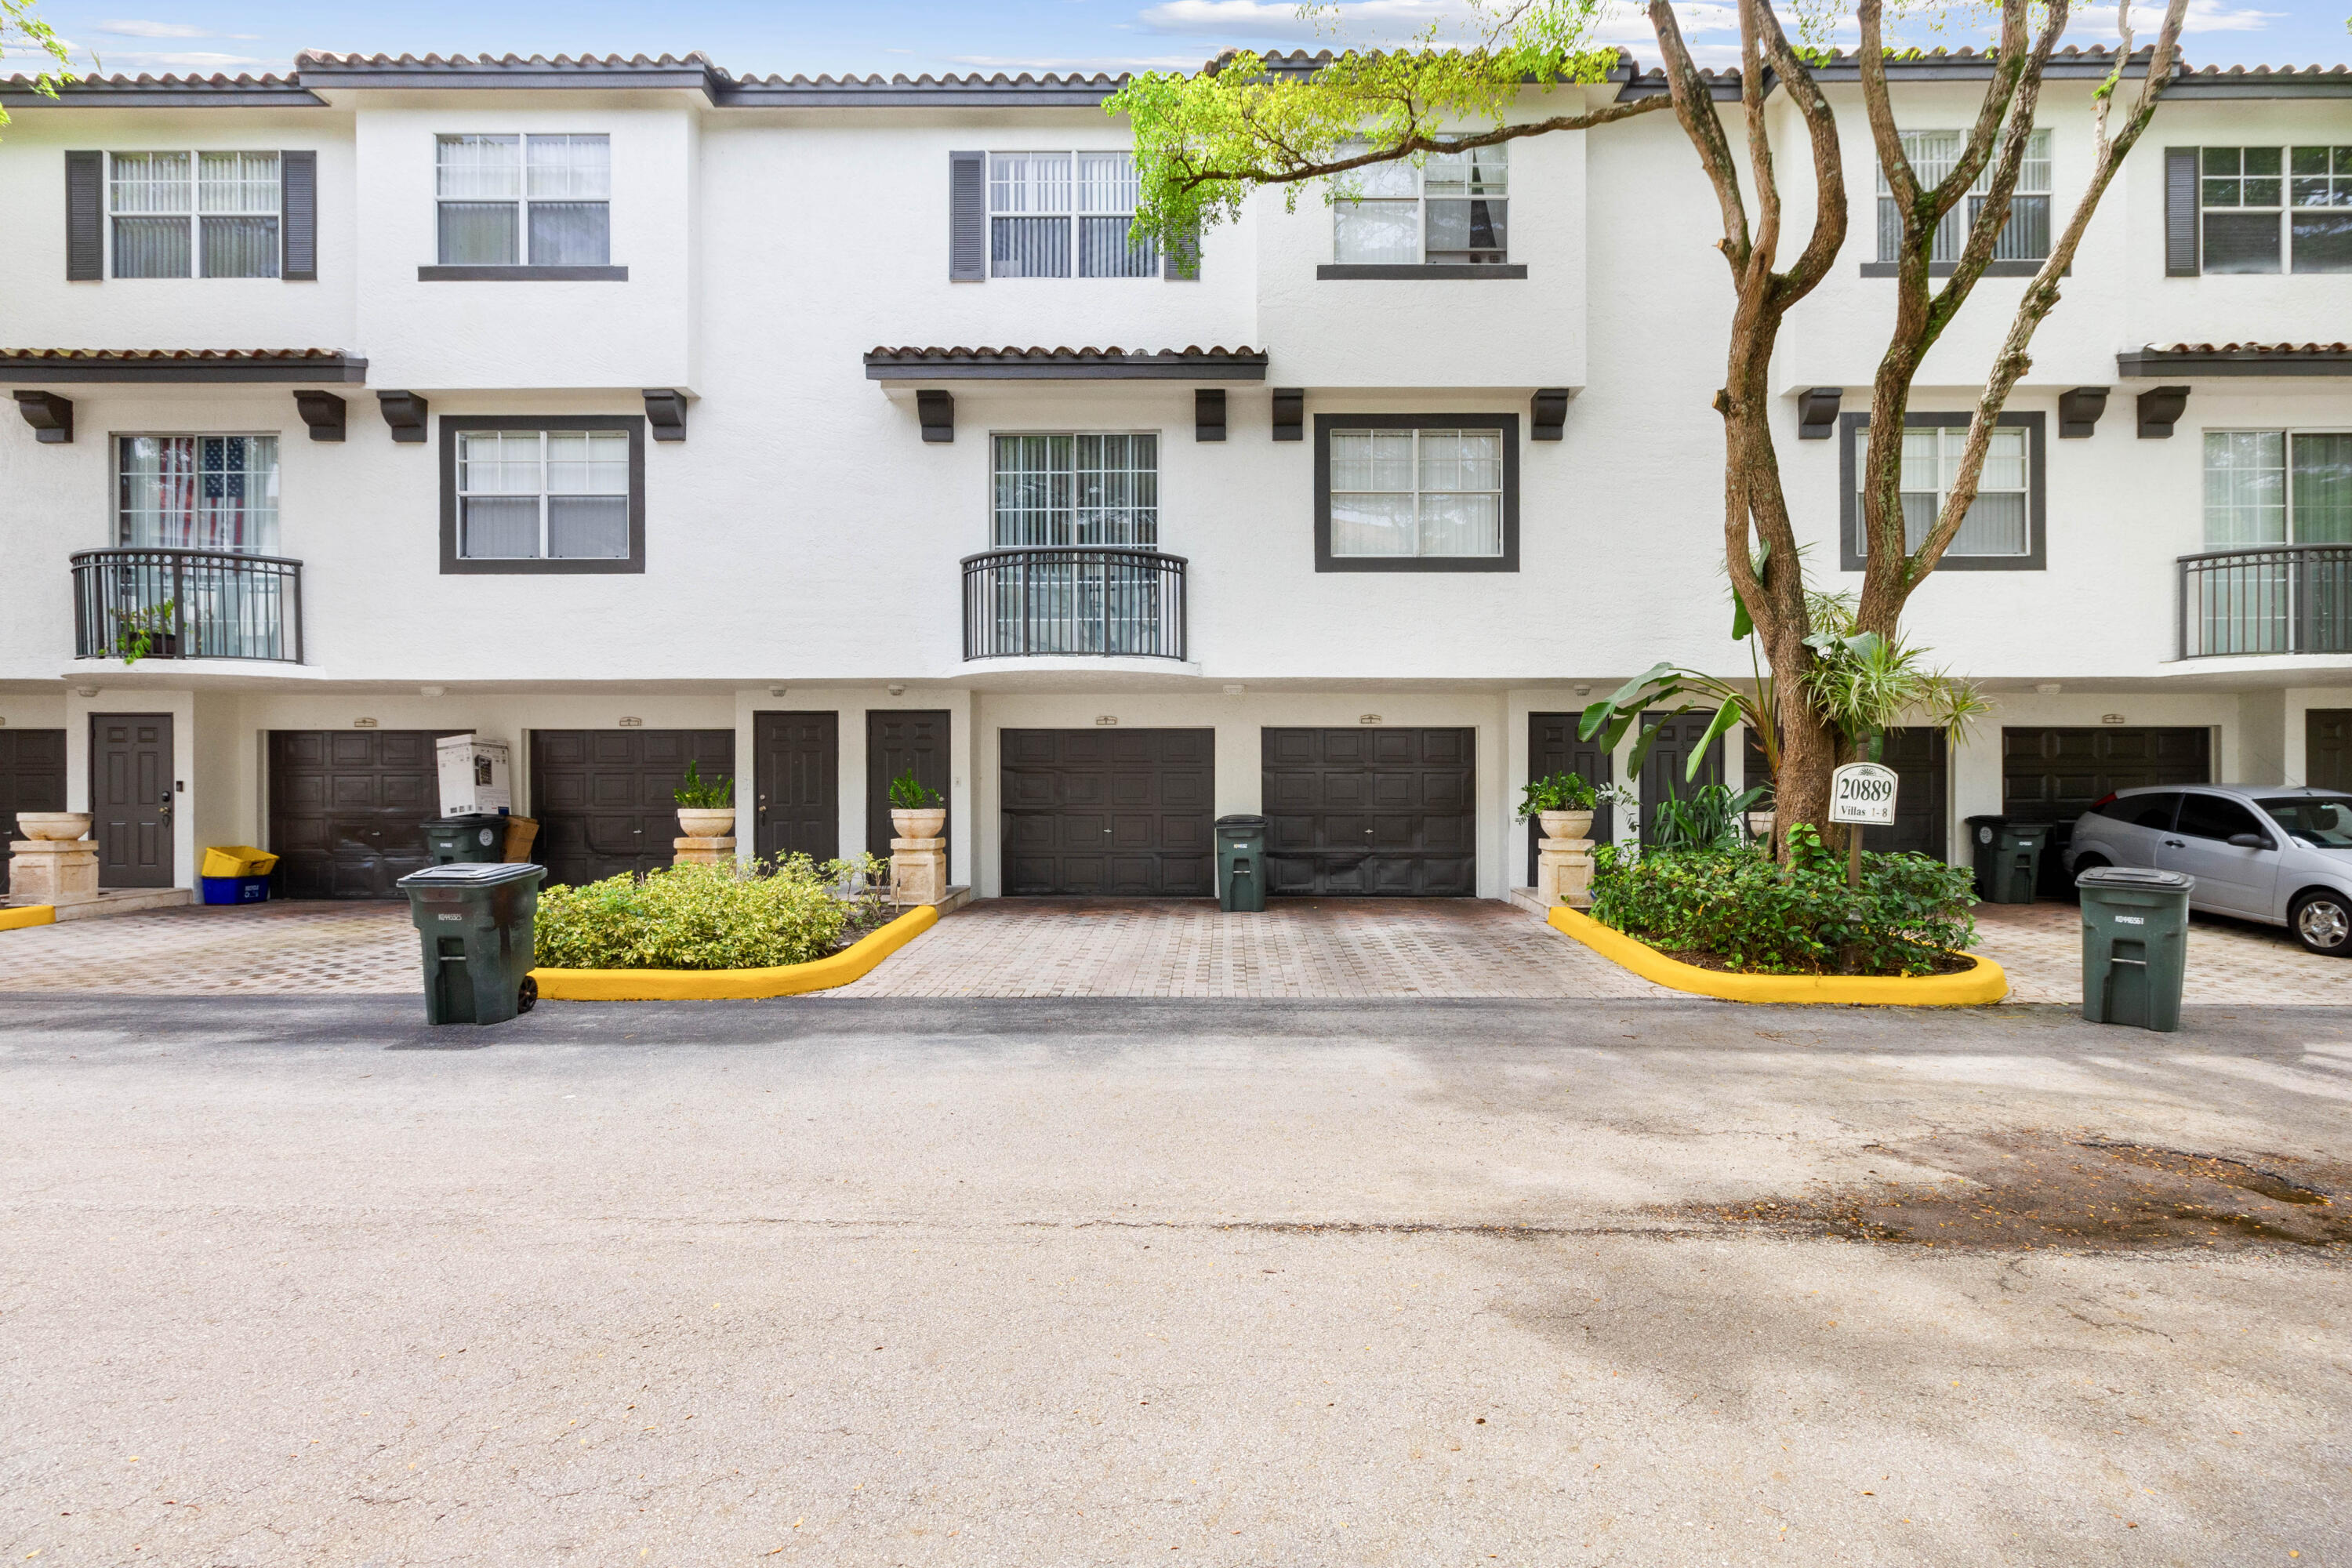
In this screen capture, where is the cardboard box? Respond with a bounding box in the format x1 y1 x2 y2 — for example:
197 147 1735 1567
436 734 512 818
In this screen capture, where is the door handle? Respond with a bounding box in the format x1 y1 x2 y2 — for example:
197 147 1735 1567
2163 838 2184 848
757 793 768 823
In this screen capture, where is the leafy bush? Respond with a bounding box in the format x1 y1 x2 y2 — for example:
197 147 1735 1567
887 768 942 810
673 760 734 809
1589 825 1976 976
1650 782 1768 851
1517 771 1598 818
535 856 848 970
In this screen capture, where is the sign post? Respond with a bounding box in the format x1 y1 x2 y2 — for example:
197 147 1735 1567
1828 761 1900 889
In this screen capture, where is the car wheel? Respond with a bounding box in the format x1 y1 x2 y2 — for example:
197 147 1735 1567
2291 891 2352 957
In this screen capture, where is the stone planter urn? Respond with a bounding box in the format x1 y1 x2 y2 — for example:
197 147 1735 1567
1747 811 1777 842
891 807 947 840
677 807 736 840
1537 809 1595 844
16 812 92 841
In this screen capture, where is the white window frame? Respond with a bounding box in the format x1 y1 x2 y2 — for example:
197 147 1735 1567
1331 144 1511 267
106 150 281 279
2201 427 2352 546
454 427 633 561
988 431 1161 548
2198 144 2352 275
434 132 612 268
1872 129 2051 267
984 151 1157 279
113 432 281 554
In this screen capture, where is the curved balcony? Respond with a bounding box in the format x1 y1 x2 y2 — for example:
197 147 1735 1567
2179 544 2352 659
962 546 1188 662
71 547 303 663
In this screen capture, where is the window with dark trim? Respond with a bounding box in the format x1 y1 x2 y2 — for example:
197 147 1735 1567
422 133 626 281
1863 129 2050 278
1838 411 2045 572
1313 413 1519 572
438 416 645 575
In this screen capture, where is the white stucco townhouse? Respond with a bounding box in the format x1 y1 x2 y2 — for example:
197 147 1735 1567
1 45 2347 903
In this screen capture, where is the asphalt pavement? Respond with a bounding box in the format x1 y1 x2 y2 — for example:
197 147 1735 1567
2 995 2346 1566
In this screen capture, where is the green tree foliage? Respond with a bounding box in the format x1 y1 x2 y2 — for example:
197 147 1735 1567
0 0 78 134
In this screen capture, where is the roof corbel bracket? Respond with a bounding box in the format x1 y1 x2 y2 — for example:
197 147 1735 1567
2136 385 2189 439
2058 386 2108 439
1796 387 1842 440
376 390 430 444
292 390 346 442
1271 387 1304 442
643 388 688 442
1530 387 1571 441
12 390 72 444
917 389 955 444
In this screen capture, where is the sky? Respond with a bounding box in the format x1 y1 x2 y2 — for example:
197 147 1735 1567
9 0 2347 83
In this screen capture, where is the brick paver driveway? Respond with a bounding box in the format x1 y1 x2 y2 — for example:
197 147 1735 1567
0 901 418 995
7 892 2344 1004
835 898 1671 999
1969 898 2351 1004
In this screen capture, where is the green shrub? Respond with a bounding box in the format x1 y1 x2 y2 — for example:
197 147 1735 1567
535 856 848 971
1589 825 1976 976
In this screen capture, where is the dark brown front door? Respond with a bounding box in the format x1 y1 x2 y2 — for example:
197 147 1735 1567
1636 710 1724 847
532 728 736 886
92 713 173 887
269 730 458 898
1001 728 1214 895
1862 726 1948 860
867 710 950 862
753 712 838 864
0 728 67 896
1526 712 1612 884
1262 727 1475 896
2310 710 2352 791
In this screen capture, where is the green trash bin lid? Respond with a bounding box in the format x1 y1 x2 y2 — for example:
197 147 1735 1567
398 862 544 890
2076 866 2193 894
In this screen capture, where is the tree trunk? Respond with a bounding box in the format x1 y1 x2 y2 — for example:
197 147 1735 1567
1770 633 1834 855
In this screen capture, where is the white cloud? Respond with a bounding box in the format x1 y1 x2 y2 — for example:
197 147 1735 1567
96 19 260 40
93 49 270 70
1135 0 1464 42
2071 1 2281 36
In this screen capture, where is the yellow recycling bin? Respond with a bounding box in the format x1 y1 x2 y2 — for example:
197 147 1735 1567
201 845 280 878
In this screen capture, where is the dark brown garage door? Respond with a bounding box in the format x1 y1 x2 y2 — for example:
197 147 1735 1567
532 729 735 886
2002 728 2212 822
270 730 460 898
0 728 67 897
1263 728 1475 896
1001 728 1213 895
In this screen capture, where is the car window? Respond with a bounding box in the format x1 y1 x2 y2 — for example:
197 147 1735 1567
2175 793 2268 844
2260 795 2352 848
2097 793 2179 830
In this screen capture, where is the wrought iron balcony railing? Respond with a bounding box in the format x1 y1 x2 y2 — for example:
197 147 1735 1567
2178 543 2352 659
71 547 303 663
961 546 1188 662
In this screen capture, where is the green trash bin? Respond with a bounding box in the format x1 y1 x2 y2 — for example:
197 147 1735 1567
423 815 506 866
397 862 546 1025
1216 814 1269 913
1965 815 2049 904
2076 866 2194 1033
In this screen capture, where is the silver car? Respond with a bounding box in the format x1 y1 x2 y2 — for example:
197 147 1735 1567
2063 784 2352 957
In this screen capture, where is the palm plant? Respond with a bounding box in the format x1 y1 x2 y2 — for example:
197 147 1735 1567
1800 592 1990 764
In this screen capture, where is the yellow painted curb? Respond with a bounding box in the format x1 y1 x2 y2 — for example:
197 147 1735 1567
0 905 57 932
1547 902 2007 1006
530 902 938 1001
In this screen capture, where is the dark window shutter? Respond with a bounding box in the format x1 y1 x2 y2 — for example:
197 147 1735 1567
65 151 103 281
1162 221 1200 281
2165 147 2199 278
281 150 318 281
949 151 985 281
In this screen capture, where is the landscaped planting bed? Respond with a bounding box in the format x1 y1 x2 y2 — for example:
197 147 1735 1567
535 856 896 972
1589 826 1979 979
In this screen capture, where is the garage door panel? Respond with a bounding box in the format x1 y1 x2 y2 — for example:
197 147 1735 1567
269 729 464 900
1000 728 1214 895
2002 727 2211 822
532 729 737 886
1260 728 1476 897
